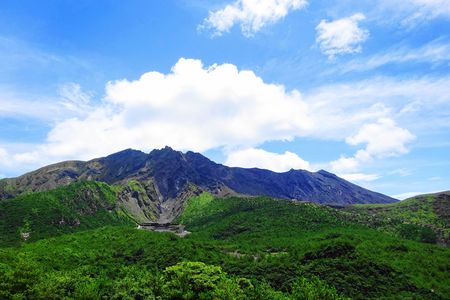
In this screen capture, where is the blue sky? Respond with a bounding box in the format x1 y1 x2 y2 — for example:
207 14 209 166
0 0 449 199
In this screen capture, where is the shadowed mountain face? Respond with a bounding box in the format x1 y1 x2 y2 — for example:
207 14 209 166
146 147 396 205
0 147 397 217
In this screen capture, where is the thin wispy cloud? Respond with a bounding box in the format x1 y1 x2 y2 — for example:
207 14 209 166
341 39 450 73
0 84 92 121
394 0 450 27
0 36 89 74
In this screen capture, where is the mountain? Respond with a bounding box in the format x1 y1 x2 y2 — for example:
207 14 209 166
0 147 396 222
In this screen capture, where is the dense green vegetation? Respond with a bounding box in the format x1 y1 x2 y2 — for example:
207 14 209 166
345 192 450 245
0 226 349 299
0 181 133 246
0 189 449 299
177 194 450 298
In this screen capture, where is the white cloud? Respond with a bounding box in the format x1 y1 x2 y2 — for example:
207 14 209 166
7 58 313 166
330 118 414 180
391 190 440 200
330 156 360 173
339 173 380 182
315 13 369 58
200 0 307 37
346 118 415 158
391 191 418 200
225 147 311 172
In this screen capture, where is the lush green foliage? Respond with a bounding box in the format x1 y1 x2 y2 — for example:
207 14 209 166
0 190 449 299
345 193 450 244
0 181 133 246
291 276 348 300
161 261 247 299
178 195 449 298
176 192 215 225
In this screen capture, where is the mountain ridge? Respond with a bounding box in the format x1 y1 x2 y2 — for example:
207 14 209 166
0 147 397 222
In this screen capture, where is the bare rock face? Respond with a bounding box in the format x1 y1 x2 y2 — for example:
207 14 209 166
117 180 160 223
0 147 397 222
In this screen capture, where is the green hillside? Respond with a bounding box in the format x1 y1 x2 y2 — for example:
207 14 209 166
177 194 450 298
345 191 450 245
1 192 449 299
0 181 134 246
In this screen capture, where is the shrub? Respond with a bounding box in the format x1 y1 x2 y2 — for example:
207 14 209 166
161 261 245 300
291 276 348 300
398 224 437 243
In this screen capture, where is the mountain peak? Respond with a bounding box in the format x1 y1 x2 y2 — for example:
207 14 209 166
317 169 337 177
150 146 176 153
104 148 145 160
149 146 183 157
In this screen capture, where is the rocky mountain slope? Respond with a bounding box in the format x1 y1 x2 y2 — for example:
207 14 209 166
0 147 397 222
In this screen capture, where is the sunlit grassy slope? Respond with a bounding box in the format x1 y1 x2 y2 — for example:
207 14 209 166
0 181 134 246
345 191 450 245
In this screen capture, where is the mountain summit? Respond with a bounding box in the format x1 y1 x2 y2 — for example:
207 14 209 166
0 147 396 221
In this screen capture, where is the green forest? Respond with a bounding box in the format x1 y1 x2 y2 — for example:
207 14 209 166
0 184 449 299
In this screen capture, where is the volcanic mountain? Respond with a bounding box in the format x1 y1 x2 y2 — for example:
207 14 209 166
0 147 397 221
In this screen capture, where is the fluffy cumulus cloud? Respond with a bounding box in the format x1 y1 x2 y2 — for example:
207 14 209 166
6 58 312 168
346 118 415 158
200 0 307 37
315 13 369 59
225 148 311 172
330 118 415 181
